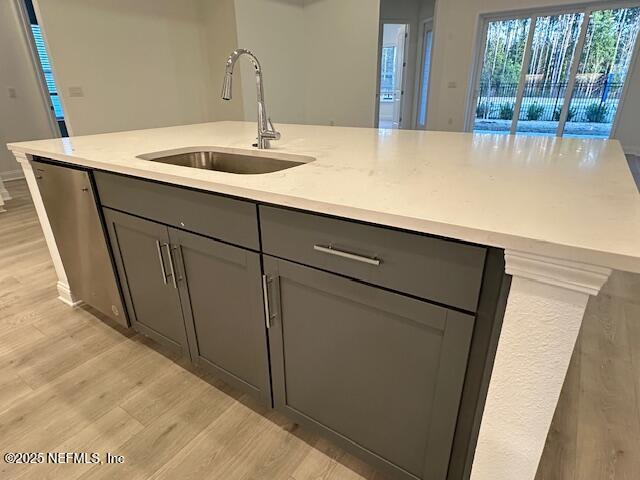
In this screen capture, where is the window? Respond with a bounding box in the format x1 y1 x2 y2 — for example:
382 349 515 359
416 28 433 128
30 25 64 120
471 4 640 138
22 0 68 136
380 46 397 101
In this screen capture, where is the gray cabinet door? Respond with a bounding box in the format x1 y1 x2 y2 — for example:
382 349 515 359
103 208 189 353
264 256 475 480
170 228 271 405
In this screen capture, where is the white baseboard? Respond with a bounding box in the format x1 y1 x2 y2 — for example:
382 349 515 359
0 169 25 182
623 145 640 156
56 281 83 308
0 181 10 202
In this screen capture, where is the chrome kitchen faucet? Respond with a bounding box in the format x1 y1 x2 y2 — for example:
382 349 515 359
221 49 280 149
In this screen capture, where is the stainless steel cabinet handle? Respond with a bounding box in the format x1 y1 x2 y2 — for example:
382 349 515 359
164 243 178 289
262 274 274 329
155 240 168 285
313 244 381 266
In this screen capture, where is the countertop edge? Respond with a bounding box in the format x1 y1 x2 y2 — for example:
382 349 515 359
9 144 640 274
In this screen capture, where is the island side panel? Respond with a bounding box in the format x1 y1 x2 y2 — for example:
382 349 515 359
470 251 611 480
12 151 79 306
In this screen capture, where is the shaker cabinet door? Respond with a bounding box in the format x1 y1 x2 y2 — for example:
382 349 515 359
103 208 189 353
264 256 475 480
170 228 271 404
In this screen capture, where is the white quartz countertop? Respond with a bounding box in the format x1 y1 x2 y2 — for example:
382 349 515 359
8 121 640 272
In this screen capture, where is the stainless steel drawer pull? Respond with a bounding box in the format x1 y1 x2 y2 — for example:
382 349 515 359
164 243 178 289
313 244 381 266
155 240 168 285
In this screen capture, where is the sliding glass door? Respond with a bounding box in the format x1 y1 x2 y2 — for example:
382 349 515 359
472 4 640 138
474 18 532 134
515 13 584 135
563 8 640 137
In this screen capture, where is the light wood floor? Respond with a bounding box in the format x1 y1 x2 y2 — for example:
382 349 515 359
0 179 638 480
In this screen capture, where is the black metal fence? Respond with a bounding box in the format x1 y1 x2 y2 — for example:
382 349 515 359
476 78 624 123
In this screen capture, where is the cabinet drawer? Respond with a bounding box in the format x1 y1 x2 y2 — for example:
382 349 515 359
95 172 259 250
260 206 486 311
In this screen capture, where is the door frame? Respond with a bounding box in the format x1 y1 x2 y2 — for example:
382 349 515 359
465 0 640 136
412 17 434 129
610 18 640 139
12 0 60 138
375 19 411 129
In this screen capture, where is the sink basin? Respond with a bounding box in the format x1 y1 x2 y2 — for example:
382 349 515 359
137 149 311 175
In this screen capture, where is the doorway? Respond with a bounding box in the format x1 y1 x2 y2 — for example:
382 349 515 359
378 23 409 129
470 4 640 138
21 0 68 136
415 19 434 129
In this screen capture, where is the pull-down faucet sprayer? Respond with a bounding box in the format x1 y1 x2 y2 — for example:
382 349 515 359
222 49 280 149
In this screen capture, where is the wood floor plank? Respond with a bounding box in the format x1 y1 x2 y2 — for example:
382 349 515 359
0 373 33 416
0 324 46 357
575 294 640 480
291 438 389 480
2 311 132 389
119 361 224 426
0 297 69 336
10 407 144 480
623 301 640 440
0 335 178 453
290 438 350 480
149 402 290 480
78 377 238 480
535 335 580 480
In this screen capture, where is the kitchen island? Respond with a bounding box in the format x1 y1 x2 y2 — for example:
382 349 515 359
8 121 640 480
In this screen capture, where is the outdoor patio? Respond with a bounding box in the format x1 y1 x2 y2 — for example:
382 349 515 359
474 119 612 137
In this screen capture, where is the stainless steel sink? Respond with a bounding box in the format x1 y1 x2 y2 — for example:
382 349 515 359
138 150 310 175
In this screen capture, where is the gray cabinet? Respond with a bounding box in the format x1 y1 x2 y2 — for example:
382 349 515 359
103 208 271 403
103 209 189 353
93 172 504 480
263 256 475 480
170 228 271 404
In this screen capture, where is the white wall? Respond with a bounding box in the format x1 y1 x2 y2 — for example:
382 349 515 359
614 56 640 155
0 0 56 180
208 0 380 128
6 0 379 146
301 0 380 127
426 0 640 153
419 0 435 20
201 0 246 122
34 0 212 136
233 0 306 124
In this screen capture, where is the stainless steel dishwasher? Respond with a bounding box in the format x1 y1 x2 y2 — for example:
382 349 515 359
33 159 128 327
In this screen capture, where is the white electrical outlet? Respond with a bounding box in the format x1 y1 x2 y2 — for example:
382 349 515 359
68 86 84 97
